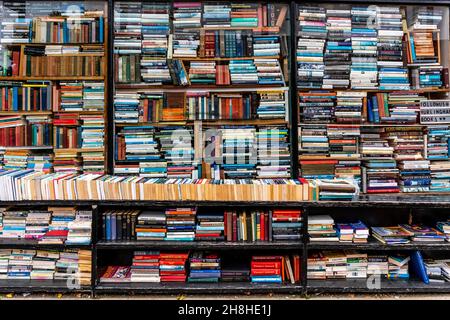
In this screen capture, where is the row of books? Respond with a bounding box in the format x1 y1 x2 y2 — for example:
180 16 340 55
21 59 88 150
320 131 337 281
100 251 300 284
297 5 445 90
0 248 91 285
115 58 285 86
3 46 104 77
308 250 412 279
298 91 435 124
115 124 291 179
114 89 287 123
102 208 302 242
0 1 105 44
308 214 450 243
0 169 359 201
0 207 92 245
0 81 104 112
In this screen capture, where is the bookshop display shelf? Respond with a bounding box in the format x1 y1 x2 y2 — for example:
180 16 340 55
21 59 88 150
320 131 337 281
0 280 92 294
0 239 92 250
95 240 302 250
307 240 450 251
94 282 302 294
307 279 450 294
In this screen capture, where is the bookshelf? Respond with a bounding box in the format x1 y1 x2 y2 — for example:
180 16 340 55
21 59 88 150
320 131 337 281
294 1 450 198
112 1 292 179
0 0 108 174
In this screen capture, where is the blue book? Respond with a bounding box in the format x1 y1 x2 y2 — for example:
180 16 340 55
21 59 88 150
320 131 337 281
111 213 116 241
105 213 111 240
410 250 429 284
99 16 104 43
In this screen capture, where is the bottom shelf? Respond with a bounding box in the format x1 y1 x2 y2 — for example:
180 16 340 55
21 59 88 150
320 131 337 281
307 279 450 293
95 282 302 294
0 280 91 293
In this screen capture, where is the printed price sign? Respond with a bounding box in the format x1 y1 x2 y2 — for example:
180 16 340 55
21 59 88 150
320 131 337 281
420 100 450 124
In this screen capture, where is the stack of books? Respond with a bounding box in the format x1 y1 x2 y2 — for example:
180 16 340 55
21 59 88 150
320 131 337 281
25 210 51 241
165 208 196 241
336 221 369 243
350 6 378 89
324 251 347 279
230 3 258 27
66 210 92 245
114 92 141 124
131 251 160 282
307 252 327 279
172 2 202 58
299 92 336 123
195 211 224 241
323 8 351 89
327 125 360 159
399 224 446 242
371 226 412 244
57 250 92 286
141 2 170 57
0 2 29 44
188 252 221 283
250 255 282 283
80 114 105 172
8 249 34 279
388 255 410 279
367 255 389 277
221 261 250 282
253 35 281 57
82 82 105 111
229 60 258 84
271 209 302 241
141 58 172 84
298 125 329 161
427 126 450 160
202 4 231 28
308 215 338 242
2 209 27 239
256 90 287 119
425 259 450 283
256 126 290 178
31 251 59 280
334 91 365 123
296 5 326 89
377 7 409 90
0 249 8 279
254 59 284 85
156 126 198 178
429 161 450 192
346 252 368 278
136 210 166 241
25 154 53 173
189 62 216 84
397 160 431 192
159 252 189 282
113 2 142 82
41 207 75 244
212 126 256 179
313 179 359 200
371 92 425 123
437 221 450 241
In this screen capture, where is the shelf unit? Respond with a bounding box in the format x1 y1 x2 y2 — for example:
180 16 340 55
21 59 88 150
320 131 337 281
0 0 109 173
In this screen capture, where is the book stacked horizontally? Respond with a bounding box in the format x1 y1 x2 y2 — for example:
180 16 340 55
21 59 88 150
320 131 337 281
371 226 412 244
307 252 326 279
399 224 446 242
40 207 76 244
66 209 92 245
388 255 410 279
159 252 189 282
346 251 368 279
250 255 282 283
324 251 347 279
437 221 450 241
136 210 166 241
271 209 302 241
195 211 224 241
188 252 221 283
130 251 160 282
221 261 250 282
336 221 369 243
256 126 291 178
308 215 338 242
165 208 196 241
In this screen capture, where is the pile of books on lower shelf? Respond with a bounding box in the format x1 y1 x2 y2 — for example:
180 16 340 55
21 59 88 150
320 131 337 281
100 252 301 284
0 169 359 201
0 249 91 285
425 259 450 283
308 250 411 280
0 207 92 245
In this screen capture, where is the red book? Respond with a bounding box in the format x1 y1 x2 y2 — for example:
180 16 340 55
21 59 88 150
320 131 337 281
251 268 281 276
251 261 282 269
